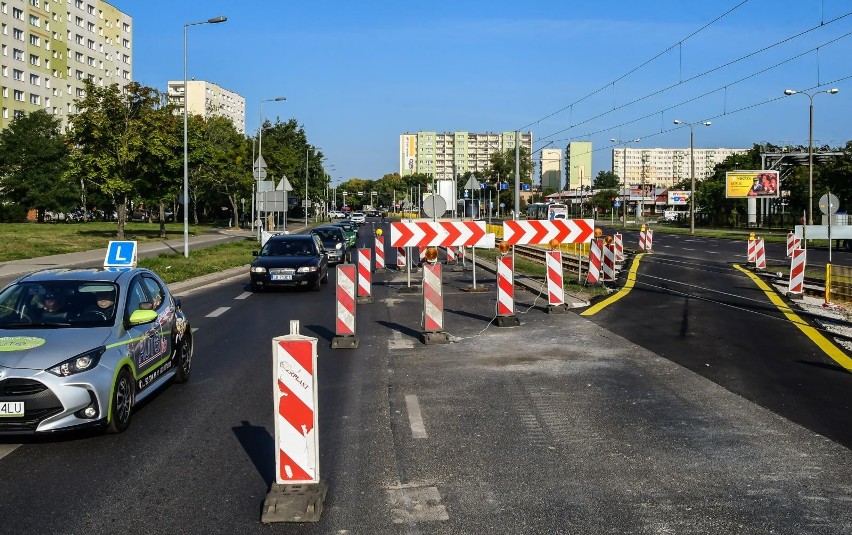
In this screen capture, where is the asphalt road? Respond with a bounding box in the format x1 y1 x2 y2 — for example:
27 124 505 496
1 222 851 534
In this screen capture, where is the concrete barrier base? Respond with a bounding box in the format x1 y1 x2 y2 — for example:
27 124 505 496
331 335 360 349
261 482 327 523
421 331 450 344
493 315 521 327
547 304 568 314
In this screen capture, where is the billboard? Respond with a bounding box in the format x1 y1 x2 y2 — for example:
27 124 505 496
668 190 690 205
726 170 780 199
400 134 417 174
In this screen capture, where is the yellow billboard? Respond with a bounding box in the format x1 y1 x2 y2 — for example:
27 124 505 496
726 170 780 199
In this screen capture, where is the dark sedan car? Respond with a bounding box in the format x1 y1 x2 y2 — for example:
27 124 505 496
250 234 329 292
311 226 350 264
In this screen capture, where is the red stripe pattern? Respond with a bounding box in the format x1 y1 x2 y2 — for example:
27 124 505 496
275 339 317 483
788 248 806 294
375 233 385 269
502 219 594 245
357 248 372 297
336 264 356 335
497 256 514 316
754 238 766 269
423 263 443 331
587 239 602 284
546 251 564 306
390 220 487 247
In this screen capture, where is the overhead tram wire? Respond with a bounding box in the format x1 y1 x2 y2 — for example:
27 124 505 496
517 0 751 132
536 16 852 144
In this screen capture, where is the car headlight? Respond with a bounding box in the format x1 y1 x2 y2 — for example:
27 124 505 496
47 346 105 377
297 266 318 273
335 243 343 250
251 266 267 273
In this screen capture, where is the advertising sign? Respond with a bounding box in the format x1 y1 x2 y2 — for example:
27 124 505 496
668 190 690 205
726 170 780 199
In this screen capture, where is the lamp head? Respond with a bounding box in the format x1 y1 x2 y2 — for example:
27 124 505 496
208 16 227 23
784 89 796 96
703 121 712 127
274 96 287 101
673 119 682 125
828 88 840 94
609 138 616 143
633 138 641 143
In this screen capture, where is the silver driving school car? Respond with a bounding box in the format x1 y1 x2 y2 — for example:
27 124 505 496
0 268 193 434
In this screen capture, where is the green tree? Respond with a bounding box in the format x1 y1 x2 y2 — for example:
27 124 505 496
68 80 166 238
0 110 75 222
593 170 620 190
194 116 250 227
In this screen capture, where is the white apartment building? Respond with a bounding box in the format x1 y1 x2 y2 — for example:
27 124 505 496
400 131 534 181
540 148 561 191
612 147 749 189
0 0 132 128
167 79 245 134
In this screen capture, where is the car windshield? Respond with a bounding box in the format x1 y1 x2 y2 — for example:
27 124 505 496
313 229 343 241
337 224 353 232
0 280 119 328
262 239 316 256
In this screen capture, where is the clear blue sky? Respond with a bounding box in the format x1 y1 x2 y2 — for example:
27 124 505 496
109 0 850 182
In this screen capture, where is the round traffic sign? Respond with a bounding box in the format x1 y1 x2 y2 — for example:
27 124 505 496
819 193 839 215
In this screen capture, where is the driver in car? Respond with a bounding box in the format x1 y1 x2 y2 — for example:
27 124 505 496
79 290 116 320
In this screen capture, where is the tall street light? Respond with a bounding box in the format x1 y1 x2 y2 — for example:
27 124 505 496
256 96 286 241
183 15 226 258
610 137 640 227
783 87 839 225
673 119 711 234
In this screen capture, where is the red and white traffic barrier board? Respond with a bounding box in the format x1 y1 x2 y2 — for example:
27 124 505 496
754 238 766 269
419 246 427 265
614 233 624 262
546 251 564 306
423 263 444 332
375 233 386 270
272 324 319 484
639 228 646 251
502 219 594 245
357 248 372 302
445 246 456 264
645 229 653 252
747 238 756 264
390 220 488 247
396 247 407 270
602 244 616 281
786 232 800 258
788 248 806 294
587 239 602 284
332 264 359 349
497 256 515 316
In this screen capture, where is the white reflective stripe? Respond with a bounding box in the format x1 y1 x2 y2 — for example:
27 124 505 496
405 394 428 439
276 346 314 409
235 292 252 300
0 444 21 461
278 421 316 480
206 307 230 318
547 251 564 305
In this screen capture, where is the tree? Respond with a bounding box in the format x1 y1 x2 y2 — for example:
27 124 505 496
593 170 620 190
0 110 75 221
68 80 166 238
193 116 250 228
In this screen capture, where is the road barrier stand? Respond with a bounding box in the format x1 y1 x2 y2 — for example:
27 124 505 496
788 248 806 298
587 239 603 285
754 238 766 270
396 247 407 271
546 250 567 314
332 264 359 349
374 230 386 271
422 259 450 344
747 232 756 264
639 225 647 251
356 248 373 304
445 245 456 264
418 246 427 267
262 320 327 523
494 254 521 327
644 229 653 252
602 243 616 282
786 232 800 258
613 233 624 263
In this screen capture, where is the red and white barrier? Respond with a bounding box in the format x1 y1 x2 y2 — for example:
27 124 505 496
602 244 616 281
374 233 386 270
419 246 427 265
747 238 756 264
357 248 372 303
445 246 456 264
587 239 602 284
332 264 358 348
502 219 594 245
495 256 519 327
645 229 654 252
396 247 407 270
614 233 624 263
546 251 564 307
754 238 766 269
272 323 319 484
786 232 800 258
788 248 806 295
422 263 447 343
639 228 646 251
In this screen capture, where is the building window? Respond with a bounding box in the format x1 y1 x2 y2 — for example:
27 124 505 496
75 69 82 79
75 34 83 44
13 69 22 80
29 34 39 46
12 7 22 20
13 89 23 101
30 0 40 7
122 38 129 48
2 108 6 119
29 54 39 66
75 0 82 7
29 73 38 85
13 49 23 61
122 22 129 32
75 51 82 62
86 56 94 66
13 28 22 40
14 109 23 119
29 93 39 104
87 39 94 50
87 4 94 15
75 16 83 27
29 15 40 27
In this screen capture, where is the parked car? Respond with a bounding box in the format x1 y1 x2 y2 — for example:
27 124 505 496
331 221 358 247
350 212 366 225
0 267 193 434
249 234 329 292
311 226 350 264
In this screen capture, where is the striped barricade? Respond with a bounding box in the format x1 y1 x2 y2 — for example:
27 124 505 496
494 256 520 327
331 264 359 349
546 250 567 313
587 239 602 285
374 233 386 270
788 248 806 295
645 229 654 252
786 232 800 258
754 238 766 270
614 233 624 263
602 244 616 281
396 247 407 270
357 248 372 304
422 263 449 343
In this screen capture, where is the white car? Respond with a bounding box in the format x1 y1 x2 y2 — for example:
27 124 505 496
350 212 366 225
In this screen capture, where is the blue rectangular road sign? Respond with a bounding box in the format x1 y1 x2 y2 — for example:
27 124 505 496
104 241 138 268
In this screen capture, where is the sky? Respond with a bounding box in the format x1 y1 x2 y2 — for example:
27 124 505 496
108 0 851 183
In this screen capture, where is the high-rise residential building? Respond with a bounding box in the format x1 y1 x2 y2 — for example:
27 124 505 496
612 147 748 189
167 79 245 134
565 141 592 191
0 0 133 129
399 131 534 180
540 148 561 191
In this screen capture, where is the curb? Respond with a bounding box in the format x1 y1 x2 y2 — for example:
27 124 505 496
168 265 250 294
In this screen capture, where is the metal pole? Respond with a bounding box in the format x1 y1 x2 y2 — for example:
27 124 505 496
690 125 695 234
622 146 627 227
808 97 814 226
514 130 520 220
182 24 188 257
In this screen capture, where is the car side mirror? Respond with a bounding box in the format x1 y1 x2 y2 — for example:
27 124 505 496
128 309 158 326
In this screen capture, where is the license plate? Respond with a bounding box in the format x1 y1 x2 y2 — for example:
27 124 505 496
271 274 293 281
0 401 24 417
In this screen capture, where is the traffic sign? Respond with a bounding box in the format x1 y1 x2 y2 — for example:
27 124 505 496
819 193 839 215
104 240 137 268
614 200 621 207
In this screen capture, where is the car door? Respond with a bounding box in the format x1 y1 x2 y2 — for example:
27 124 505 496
123 276 171 391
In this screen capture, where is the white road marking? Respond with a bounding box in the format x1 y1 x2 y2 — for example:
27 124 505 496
682 248 695 251
389 330 414 350
191 327 199 334
234 292 252 300
206 307 230 318
0 444 21 461
405 394 428 439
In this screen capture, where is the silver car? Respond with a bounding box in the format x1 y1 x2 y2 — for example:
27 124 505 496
0 268 192 434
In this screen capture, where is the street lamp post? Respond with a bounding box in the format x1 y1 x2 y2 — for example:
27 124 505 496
783 88 840 225
610 138 640 227
673 119 711 234
183 15 227 258
256 96 286 241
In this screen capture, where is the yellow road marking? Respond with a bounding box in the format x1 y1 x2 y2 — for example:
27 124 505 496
580 253 644 316
733 264 852 371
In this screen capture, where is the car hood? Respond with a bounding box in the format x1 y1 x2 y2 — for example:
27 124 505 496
0 328 113 370
252 256 320 269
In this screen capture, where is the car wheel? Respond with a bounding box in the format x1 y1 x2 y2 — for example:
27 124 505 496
173 336 193 384
107 368 134 434
321 270 329 284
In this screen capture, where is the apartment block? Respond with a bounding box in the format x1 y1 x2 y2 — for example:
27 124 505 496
565 141 592 191
167 79 245 135
0 0 132 128
399 131 534 181
612 147 748 189
540 148 561 191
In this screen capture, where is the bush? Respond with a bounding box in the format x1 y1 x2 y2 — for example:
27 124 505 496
0 203 29 223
